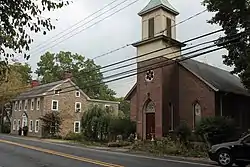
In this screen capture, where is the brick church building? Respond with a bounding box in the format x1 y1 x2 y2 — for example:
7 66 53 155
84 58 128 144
125 0 250 140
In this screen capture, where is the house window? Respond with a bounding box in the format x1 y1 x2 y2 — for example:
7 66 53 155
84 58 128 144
169 103 174 131
31 99 34 110
148 17 154 38
193 102 202 129
74 121 80 133
54 89 61 95
75 91 80 97
75 102 81 112
13 119 16 131
24 100 28 111
166 17 172 38
17 119 21 130
15 101 18 111
36 98 40 110
35 120 39 133
51 100 59 111
29 120 33 132
19 101 22 111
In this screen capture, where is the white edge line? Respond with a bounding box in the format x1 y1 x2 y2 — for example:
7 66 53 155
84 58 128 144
1 135 216 167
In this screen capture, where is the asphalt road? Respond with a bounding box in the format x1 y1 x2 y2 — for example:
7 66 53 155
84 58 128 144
0 134 215 167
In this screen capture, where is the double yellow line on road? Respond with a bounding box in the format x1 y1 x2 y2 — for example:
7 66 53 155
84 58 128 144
0 139 124 167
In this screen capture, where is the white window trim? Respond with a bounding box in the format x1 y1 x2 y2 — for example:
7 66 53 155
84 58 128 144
75 102 81 112
29 120 33 132
13 119 16 131
75 91 80 97
31 99 34 110
35 120 39 133
17 119 21 130
14 101 18 111
74 121 80 133
51 100 59 111
24 100 28 111
19 101 22 111
36 98 40 110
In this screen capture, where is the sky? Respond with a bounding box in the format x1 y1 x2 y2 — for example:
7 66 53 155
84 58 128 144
14 0 233 97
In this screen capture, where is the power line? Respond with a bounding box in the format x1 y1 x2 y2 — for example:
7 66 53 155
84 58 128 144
28 0 141 56
29 0 120 53
4 29 225 93
31 39 242 98
5 31 244 96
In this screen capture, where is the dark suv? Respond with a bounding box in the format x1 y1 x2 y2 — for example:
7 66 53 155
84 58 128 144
208 134 250 166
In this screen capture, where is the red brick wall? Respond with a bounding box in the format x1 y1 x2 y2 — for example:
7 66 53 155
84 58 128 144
129 90 137 122
178 65 215 129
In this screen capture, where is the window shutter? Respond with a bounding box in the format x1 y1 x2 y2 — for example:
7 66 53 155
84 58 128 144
166 17 172 38
148 18 154 38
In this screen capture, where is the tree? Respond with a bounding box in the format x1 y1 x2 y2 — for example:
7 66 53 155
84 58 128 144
40 112 62 138
202 0 250 89
116 97 130 118
35 51 116 100
0 0 69 60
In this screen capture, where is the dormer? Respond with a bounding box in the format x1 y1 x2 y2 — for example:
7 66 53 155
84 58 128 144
138 0 179 40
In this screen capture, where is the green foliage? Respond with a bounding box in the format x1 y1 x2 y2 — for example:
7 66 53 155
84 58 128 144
40 112 62 137
0 0 69 60
2 122 11 134
10 63 32 84
174 121 192 144
36 51 116 100
132 136 208 158
81 105 112 141
203 0 250 89
109 117 136 140
195 116 237 145
107 141 131 147
64 131 84 141
116 97 130 118
23 126 28 136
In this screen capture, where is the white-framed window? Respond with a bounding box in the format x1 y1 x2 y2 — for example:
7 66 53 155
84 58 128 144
75 102 81 112
19 101 22 111
13 119 16 131
105 104 112 111
29 120 33 132
193 102 202 129
169 103 174 131
75 91 80 97
24 100 28 111
35 120 39 133
51 100 59 111
14 101 18 111
36 98 40 110
17 119 21 130
30 99 34 110
74 121 80 133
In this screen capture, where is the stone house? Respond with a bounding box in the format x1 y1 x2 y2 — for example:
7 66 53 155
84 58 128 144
10 77 119 137
125 0 250 140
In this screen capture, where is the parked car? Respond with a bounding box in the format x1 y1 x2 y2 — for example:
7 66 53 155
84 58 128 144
208 134 250 167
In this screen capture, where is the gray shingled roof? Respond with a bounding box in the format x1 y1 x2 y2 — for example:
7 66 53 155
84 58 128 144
180 59 250 96
14 80 65 100
138 0 179 16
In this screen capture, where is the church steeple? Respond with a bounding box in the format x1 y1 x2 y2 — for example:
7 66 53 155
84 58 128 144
138 0 179 16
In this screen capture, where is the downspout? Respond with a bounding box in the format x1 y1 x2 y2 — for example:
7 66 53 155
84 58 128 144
220 94 223 117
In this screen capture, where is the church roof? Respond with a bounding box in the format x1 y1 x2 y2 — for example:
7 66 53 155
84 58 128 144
125 59 250 100
138 0 179 16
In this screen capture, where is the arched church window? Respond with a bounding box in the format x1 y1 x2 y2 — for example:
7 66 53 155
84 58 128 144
145 70 154 82
145 100 155 113
193 102 202 129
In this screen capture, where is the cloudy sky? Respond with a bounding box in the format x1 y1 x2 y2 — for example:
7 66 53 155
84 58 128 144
15 0 232 97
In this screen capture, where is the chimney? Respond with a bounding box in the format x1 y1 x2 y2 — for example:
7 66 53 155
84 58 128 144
63 70 73 80
31 80 40 88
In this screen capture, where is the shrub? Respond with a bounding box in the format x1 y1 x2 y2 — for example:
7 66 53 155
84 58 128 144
174 121 191 144
64 131 83 141
195 116 237 145
2 122 10 134
108 141 131 147
23 126 28 136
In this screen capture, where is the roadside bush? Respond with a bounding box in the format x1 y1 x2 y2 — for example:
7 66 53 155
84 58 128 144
64 131 83 141
108 141 131 147
2 122 11 134
174 121 191 144
195 116 237 145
